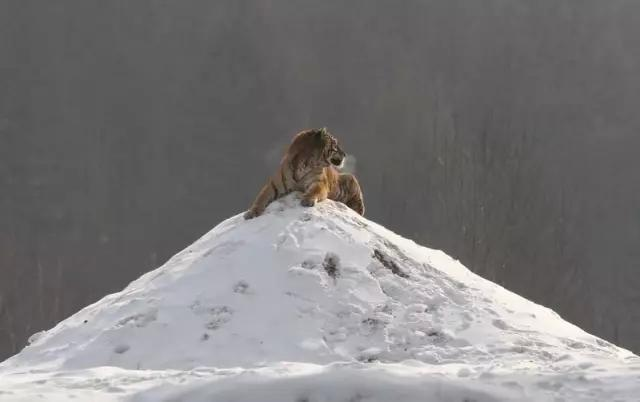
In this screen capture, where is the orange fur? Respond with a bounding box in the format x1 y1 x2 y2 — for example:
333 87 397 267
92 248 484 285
244 128 364 219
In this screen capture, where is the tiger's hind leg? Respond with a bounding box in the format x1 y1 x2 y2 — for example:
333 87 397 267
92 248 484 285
338 174 365 216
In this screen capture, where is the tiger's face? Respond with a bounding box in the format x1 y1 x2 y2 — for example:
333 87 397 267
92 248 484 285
315 128 346 168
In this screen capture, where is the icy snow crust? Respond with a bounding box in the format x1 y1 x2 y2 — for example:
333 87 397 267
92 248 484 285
1 195 639 401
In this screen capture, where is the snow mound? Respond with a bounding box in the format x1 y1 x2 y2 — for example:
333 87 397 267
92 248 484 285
1 195 639 401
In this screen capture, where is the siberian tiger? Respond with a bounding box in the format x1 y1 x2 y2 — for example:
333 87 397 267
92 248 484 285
244 128 365 219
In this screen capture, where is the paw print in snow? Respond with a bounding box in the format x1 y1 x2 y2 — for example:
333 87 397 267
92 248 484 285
233 280 251 294
116 310 157 328
372 249 409 278
323 253 340 278
205 306 234 330
360 318 383 336
113 344 130 354
190 301 234 330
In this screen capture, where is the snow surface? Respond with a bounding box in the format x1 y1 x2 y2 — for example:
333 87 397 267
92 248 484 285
1 195 639 401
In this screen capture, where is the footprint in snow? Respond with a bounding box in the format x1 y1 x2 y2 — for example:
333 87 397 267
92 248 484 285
113 344 130 354
360 317 383 336
492 319 510 330
233 280 251 294
116 309 158 328
190 301 234 330
205 306 234 330
372 249 409 278
323 253 340 278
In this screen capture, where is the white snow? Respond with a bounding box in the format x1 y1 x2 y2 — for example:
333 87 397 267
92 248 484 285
1 195 639 401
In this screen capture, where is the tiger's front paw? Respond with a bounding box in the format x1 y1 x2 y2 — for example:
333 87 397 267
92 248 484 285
244 209 261 220
300 198 317 208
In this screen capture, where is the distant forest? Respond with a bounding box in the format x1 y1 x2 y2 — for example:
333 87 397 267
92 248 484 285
1 0 639 359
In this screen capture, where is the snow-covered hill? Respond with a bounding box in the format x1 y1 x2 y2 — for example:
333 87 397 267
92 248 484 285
1 195 639 401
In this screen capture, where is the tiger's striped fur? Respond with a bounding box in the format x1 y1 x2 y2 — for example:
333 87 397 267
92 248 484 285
244 128 365 219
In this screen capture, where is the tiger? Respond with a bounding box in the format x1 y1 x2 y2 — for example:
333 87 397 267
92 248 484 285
244 128 365 219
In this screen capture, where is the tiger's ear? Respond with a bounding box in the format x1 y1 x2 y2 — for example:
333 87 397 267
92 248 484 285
315 127 328 138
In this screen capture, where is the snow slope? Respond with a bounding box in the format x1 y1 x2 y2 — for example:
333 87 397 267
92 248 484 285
1 195 639 401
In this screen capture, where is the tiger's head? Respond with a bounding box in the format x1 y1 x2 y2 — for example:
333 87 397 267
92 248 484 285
289 127 346 169
287 128 346 169
316 127 346 168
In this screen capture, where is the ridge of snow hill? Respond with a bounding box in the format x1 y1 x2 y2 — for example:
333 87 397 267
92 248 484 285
1 195 639 402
